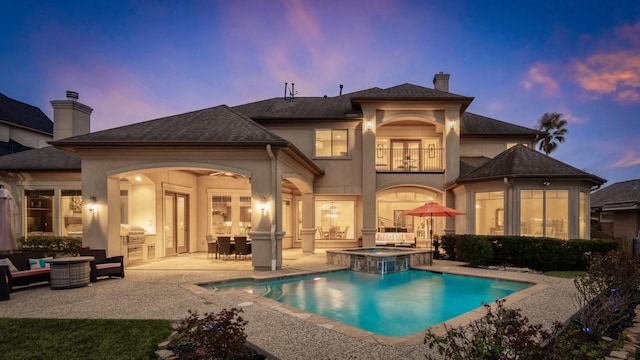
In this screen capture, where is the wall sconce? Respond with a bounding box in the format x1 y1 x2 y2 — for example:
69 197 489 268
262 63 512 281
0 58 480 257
366 120 373 131
87 195 97 212
449 122 455 131
543 181 550 187
259 197 268 213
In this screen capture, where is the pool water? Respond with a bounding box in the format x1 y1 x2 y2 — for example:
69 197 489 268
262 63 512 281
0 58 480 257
204 270 531 337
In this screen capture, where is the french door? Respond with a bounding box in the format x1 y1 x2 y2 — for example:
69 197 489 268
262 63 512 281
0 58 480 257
164 192 189 255
391 140 421 171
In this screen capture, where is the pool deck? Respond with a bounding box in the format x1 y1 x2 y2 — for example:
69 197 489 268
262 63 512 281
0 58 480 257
0 249 579 359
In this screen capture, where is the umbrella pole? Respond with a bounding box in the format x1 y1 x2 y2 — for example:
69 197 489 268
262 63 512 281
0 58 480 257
430 215 433 248
430 215 440 260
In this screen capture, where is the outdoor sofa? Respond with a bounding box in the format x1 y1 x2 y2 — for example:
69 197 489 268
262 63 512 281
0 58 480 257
0 251 51 292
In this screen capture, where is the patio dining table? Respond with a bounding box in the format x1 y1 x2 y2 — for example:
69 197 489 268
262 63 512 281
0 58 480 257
209 237 251 259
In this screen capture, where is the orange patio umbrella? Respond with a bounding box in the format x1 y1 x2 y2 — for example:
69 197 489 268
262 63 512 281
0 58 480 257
405 202 465 246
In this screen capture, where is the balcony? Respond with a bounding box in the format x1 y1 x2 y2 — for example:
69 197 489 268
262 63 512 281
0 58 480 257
375 147 444 172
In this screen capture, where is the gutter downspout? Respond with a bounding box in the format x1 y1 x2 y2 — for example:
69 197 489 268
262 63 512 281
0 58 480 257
266 145 277 271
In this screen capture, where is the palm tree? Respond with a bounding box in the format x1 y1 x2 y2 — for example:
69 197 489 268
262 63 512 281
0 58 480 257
535 112 568 155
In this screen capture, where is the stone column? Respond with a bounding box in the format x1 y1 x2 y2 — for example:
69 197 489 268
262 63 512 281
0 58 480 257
249 147 283 271
300 192 315 252
361 105 378 247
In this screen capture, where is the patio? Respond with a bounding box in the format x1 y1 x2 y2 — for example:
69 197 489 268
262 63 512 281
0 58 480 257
0 249 579 359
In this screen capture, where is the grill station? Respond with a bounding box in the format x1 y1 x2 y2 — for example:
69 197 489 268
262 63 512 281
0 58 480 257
121 224 146 262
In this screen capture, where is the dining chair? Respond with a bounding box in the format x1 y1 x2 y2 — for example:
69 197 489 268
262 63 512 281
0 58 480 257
233 236 251 260
337 226 350 239
206 235 217 259
317 226 328 239
216 236 232 260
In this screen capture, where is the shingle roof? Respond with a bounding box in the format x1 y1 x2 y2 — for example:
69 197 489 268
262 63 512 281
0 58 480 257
234 84 474 120
0 92 53 134
351 83 474 113
352 83 472 100
460 156 492 177
461 113 542 137
591 179 640 209
233 88 380 119
0 146 80 171
50 105 289 147
456 144 606 184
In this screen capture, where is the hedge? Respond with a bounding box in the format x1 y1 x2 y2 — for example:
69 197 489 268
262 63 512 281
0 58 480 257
440 234 618 271
18 236 83 257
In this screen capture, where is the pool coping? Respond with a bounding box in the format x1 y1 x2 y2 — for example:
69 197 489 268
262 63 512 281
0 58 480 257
186 265 550 346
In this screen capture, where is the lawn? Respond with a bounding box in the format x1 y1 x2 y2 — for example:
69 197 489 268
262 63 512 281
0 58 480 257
0 318 173 360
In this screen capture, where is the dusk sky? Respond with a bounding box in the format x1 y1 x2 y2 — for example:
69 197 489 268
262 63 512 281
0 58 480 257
2 1 639 186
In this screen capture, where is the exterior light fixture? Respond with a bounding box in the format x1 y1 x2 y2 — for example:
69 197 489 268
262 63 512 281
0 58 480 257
449 122 455 131
259 197 268 213
87 196 97 212
543 181 550 187
366 120 373 131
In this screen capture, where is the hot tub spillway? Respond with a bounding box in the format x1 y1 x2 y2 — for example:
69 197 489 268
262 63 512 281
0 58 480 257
352 254 409 274
326 248 432 274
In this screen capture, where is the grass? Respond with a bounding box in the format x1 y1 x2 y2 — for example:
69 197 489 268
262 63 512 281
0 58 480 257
543 270 586 278
0 318 173 360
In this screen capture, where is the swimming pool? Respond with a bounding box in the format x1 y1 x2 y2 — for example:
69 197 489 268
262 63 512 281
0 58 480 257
204 270 532 337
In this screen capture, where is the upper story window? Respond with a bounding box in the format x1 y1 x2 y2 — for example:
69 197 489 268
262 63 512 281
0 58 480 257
315 129 348 157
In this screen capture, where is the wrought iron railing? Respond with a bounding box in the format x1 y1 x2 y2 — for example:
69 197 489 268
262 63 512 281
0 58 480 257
374 147 444 172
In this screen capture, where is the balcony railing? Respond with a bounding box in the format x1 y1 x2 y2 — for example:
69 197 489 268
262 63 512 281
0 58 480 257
375 147 444 172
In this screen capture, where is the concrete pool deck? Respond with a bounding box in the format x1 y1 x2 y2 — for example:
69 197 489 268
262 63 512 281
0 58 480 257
0 249 579 359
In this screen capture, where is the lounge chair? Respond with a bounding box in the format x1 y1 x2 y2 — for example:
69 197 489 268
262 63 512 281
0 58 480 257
78 249 124 282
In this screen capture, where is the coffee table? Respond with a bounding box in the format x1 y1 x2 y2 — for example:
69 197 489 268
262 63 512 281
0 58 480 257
46 256 94 289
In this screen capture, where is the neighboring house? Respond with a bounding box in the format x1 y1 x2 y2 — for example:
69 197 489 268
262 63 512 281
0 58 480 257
591 179 640 240
0 92 54 155
0 73 606 270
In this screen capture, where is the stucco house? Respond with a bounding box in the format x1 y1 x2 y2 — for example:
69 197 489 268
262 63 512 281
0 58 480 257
0 92 54 155
0 73 606 270
591 179 640 241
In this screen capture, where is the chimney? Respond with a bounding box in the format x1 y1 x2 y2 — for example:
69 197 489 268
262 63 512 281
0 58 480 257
50 91 93 140
433 72 450 92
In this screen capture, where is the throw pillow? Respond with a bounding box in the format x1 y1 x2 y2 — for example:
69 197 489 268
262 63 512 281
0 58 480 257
28 257 53 270
0 258 19 273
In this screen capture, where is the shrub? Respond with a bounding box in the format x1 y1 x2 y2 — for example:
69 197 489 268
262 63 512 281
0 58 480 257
440 235 457 260
442 235 618 271
170 308 249 360
19 235 82 257
573 251 640 339
424 299 563 359
458 235 493 267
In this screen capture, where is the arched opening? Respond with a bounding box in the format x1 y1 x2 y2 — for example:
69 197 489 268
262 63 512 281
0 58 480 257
377 186 442 247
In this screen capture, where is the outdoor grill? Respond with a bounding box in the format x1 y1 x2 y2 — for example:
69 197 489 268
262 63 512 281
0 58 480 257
120 224 146 245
